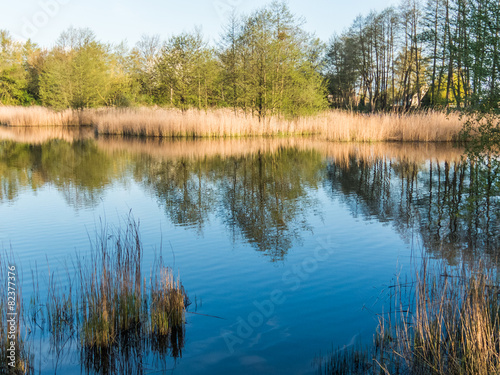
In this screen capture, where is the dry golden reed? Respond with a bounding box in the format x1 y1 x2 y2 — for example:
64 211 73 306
79 219 186 352
0 106 464 142
321 259 500 375
394 260 500 375
0 106 89 126
295 110 462 142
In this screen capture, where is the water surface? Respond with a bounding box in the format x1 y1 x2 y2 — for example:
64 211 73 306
1 128 497 374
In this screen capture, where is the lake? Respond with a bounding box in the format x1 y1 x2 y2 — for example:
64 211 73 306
1 127 498 374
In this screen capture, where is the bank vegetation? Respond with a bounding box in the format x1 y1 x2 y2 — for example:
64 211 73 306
0 106 463 141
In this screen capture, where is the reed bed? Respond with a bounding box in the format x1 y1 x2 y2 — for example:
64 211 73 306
301 110 462 142
92 108 464 141
0 106 464 141
321 258 500 375
0 106 92 126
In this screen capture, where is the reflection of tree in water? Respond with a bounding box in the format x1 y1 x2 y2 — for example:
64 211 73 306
218 149 323 260
324 155 500 263
138 148 324 260
0 142 39 201
1 139 325 260
136 156 217 232
0 140 117 208
5 137 496 263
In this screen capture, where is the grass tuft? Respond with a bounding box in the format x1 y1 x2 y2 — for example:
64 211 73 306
76 217 187 371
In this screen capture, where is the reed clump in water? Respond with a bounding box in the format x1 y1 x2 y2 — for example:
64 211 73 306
321 258 500 375
149 265 185 336
18 216 188 373
46 267 75 346
79 219 143 351
0 106 463 142
148 261 186 358
77 218 188 371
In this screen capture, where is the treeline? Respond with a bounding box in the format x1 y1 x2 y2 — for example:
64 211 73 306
0 2 325 118
325 0 500 110
0 0 499 115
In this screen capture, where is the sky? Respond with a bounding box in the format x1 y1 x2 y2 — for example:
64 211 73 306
1 0 397 48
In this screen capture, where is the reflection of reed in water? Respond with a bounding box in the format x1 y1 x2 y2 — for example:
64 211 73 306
1 134 479 262
95 136 464 165
0 125 94 144
2 134 494 263
0 124 465 164
0 132 494 262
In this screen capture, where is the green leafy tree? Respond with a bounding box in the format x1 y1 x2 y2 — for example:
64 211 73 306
40 27 133 109
129 35 162 104
156 29 219 110
0 31 36 105
219 1 327 118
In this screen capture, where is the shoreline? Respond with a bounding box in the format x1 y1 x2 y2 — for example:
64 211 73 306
0 106 464 142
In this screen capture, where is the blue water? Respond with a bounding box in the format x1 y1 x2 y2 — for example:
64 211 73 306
0 136 480 374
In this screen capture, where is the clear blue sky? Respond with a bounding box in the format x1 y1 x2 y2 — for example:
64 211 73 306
1 0 397 47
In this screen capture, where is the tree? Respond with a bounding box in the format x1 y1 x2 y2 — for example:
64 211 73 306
220 1 327 118
130 34 162 103
218 12 242 111
0 30 35 105
39 27 133 109
156 29 219 110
